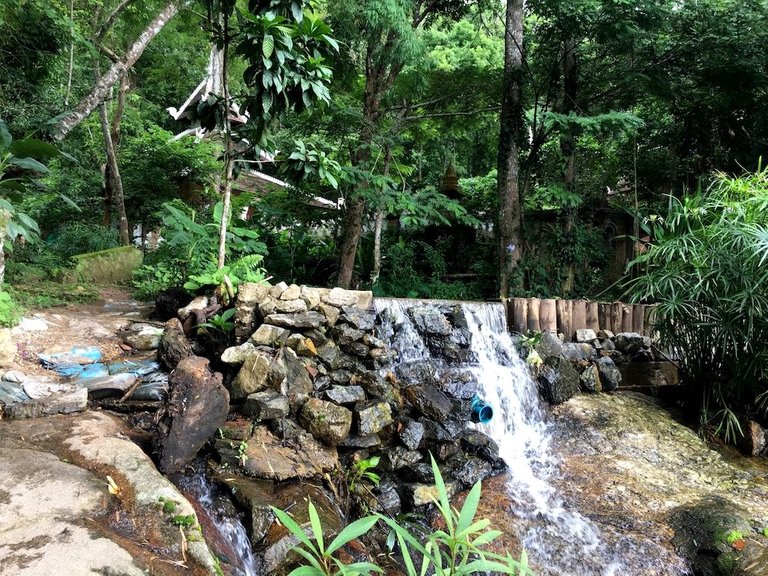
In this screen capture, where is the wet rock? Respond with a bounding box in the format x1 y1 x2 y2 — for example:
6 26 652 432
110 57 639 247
264 311 327 329
243 390 290 421
740 420 767 456
231 351 272 400
217 425 338 481
332 324 365 346
268 348 314 410
436 441 461 462
221 342 258 365
383 446 423 470
339 434 382 449
599 338 616 351
615 332 651 355
425 334 471 364
408 481 458 507
619 361 680 388
250 324 290 347
316 342 343 370
325 385 365 405
596 356 622 391
576 328 598 343
404 384 453 420
580 363 602 393
400 419 425 450
357 371 400 404
460 429 501 464
409 306 452 336
536 331 564 360
455 456 493 487
422 419 452 443
436 368 478 400
158 317 194 370
341 307 375 330
669 497 753 576
156 356 229 473
538 356 580 404
303 328 329 347
561 342 595 361
374 477 402 516
357 401 394 435
300 398 353 446
122 322 164 350
329 369 353 384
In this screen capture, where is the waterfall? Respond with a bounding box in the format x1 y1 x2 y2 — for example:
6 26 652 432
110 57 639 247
375 298 673 576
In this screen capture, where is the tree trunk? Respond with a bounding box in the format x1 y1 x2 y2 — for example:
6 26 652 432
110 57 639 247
337 196 365 288
497 0 525 301
561 32 578 295
51 0 185 142
371 210 384 285
217 12 233 270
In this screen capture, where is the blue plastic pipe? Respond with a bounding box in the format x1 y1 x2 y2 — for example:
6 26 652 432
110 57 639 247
470 395 493 424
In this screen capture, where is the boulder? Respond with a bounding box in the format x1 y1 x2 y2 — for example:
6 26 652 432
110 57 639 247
404 384 453 421
409 306 452 336
178 295 208 321
285 334 317 357
383 446 422 470
317 303 341 326
269 281 289 299
221 342 258 365
300 398 353 446
399 419 425 450
156 356 229 473
231 351 272 400
579 363 602 393
280 283 302 301
216 425 338 481
615 332 651 355
455 457 493 488
158 317 194 370
340 307 375 330
250 324 290 346
243 390 290 421
322 287 358 307
258 297 278 317
536 331 564 360
740 420 767 457
301 286 322 309
561 342 595 362
575 328 598 343
268 348 314 410
274 298 308 314
122 323 164 350
0 383 87 419
264 311 327 329
325 385 366 405
408 481 458 507
596 356 622 391
357 401 394 435
538 356 580 404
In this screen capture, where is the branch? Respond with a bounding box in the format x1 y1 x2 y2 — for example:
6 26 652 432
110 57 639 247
96 0 135 42
402 106 501 122
51 1 188 141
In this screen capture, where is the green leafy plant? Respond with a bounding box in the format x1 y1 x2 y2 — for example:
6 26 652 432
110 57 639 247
0 290 22 327
378 456 531 575
625 168 768 442
271 502 383 576
347 456 381 493
723 530 744 545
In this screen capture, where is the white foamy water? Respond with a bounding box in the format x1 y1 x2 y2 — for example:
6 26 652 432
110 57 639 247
376 299 624 575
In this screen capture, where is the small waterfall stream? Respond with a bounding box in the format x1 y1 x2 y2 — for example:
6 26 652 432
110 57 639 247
376 298 677 576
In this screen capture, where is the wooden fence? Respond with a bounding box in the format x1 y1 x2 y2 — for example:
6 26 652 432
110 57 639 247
508 298 656 342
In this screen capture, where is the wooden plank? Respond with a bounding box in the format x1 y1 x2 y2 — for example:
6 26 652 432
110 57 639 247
644 305 657 337
586 302 600 332
527 298 541 333
621 303 633 332
512 298 528 333
556 299 573 341
540 299 557 333
598 303 610 334
632 304 645 334
572 299 587 332
611 302 623 334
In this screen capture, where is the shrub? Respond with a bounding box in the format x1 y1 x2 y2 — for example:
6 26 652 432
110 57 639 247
0 290 22 327
625 168 768 441
48 222 120 260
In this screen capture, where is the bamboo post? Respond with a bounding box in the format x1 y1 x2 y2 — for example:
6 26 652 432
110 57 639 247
527 298 541 333
556 299 573 341
610 302 623 334
632 304 645 334
621 303 633 332
586 302 600 332
540 299 557 333
598 303 610 334
572 299 587 333
512 298 528 333
644 305 657 337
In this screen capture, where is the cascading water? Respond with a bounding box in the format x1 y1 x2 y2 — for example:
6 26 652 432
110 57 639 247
376 298 683 576
174 462 259 576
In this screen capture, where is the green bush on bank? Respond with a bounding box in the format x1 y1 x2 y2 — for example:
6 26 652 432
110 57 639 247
626 167 768 441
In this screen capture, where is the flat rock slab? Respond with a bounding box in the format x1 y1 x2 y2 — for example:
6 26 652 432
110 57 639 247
0 411 218 574
0 382 87 419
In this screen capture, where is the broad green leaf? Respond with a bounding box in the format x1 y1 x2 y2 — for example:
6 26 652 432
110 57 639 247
291 546 325 572
429 455 453 532
10 157 48 173
326 515 378 554
263 34 275 58
270 506 318 555
336 560 384 575
471 529 502 547
10 138 60 160
307 501 324 554
0 120 11 150
287 566 324 576
456 481 481 535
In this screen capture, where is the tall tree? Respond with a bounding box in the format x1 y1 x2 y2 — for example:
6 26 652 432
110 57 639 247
497 0 525 300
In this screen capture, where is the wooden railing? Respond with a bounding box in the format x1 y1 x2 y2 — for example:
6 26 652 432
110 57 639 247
508 298 656 342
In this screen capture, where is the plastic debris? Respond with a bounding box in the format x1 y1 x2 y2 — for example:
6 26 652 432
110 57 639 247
39 346 103 367
2 370 26 384
108 359 160 377
129 372 169 401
